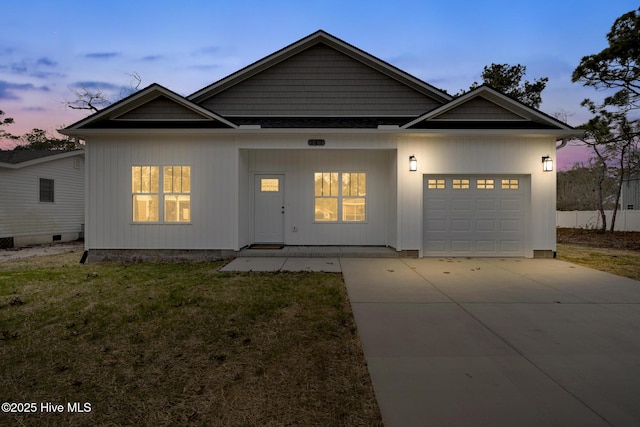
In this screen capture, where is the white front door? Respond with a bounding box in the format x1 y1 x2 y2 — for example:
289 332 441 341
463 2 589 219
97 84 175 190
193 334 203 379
254 174 284 243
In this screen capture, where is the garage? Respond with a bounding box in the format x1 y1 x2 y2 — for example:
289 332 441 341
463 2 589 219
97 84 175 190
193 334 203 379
423 175 529 257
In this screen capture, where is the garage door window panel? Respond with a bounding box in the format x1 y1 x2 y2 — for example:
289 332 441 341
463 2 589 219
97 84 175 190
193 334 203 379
477 179 494 189
428 179 445 189
453 179 470 189
502 179 519 189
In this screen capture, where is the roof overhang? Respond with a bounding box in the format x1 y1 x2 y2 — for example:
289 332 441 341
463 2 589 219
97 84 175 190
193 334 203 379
58 127 577 139
403 85 579 139
0 150 84 169
60 84 237 135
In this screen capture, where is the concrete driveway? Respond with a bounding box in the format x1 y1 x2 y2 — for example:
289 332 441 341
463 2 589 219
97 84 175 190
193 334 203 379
342 258 640 427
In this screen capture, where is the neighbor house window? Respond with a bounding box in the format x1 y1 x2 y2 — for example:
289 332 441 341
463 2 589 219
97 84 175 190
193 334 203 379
132 166 191 223
314 172 366 222
39 178 54 203
163 166 191 222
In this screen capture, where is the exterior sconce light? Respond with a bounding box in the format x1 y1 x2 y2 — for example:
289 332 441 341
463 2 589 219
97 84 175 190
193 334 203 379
409 155 417 171
542 156 553 172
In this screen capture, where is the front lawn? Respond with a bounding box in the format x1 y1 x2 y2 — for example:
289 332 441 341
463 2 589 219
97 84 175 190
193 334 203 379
556 228 640 281
0 252 382 426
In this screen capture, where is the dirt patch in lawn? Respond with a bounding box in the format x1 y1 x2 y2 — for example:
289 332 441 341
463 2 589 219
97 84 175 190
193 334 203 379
557 228 640 251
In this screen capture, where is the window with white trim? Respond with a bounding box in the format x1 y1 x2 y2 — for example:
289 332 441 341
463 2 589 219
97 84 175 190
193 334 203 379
163 166 191 222
132 166 159 222
314 172 366 222
132 165 191 223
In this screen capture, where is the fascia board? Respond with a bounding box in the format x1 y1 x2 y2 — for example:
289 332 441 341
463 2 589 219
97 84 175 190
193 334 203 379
58 127 579 139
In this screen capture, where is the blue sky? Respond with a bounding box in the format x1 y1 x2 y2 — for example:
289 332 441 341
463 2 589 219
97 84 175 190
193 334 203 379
1 0 638 167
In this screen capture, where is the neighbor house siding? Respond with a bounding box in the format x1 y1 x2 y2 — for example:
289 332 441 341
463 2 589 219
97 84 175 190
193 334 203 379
200 44 441 116
85 136 238 250
0 155 84 244
622 178 640 209
396 135 556 257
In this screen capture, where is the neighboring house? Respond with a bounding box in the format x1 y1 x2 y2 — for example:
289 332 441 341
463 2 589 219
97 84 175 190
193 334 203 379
61 30 575 261
622 177 640 210
0 149 85 248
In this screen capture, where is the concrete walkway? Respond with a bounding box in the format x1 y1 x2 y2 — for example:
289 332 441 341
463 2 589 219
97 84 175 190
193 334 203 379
221 255 640 425
342 258 640 427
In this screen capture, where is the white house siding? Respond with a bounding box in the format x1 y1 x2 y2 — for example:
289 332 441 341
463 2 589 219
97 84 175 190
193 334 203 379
85 135 238 250
245 148 393 246
396 135 557 257
0 154 84 246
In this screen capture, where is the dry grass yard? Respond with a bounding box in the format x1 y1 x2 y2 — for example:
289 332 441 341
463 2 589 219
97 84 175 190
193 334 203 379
0 252 382 426
557 228 640 280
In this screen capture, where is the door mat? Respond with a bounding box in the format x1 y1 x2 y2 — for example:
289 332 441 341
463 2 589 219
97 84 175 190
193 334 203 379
248 244 285 250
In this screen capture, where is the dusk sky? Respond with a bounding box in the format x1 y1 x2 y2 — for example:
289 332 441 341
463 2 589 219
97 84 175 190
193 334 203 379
1 0 638 169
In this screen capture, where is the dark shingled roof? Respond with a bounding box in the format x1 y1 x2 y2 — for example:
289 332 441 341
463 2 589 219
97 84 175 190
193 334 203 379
0 149 82 164
406 121 558 130
80 120 234 129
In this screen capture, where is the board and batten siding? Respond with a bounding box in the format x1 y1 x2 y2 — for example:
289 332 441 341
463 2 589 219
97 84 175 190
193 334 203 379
396 135 557 257
200 44 441 116
0 155 84 244
85 136 238 250
245 148 394 246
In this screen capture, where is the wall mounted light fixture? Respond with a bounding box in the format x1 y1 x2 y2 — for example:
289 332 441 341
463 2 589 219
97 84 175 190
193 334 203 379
542 156 553 172
409 155 417 171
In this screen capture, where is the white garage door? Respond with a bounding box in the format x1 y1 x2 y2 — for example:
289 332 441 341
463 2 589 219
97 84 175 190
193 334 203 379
423 175 529 257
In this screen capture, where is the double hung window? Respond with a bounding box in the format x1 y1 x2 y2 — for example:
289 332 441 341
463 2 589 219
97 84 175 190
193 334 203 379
132 166 190 223
314 172 366 222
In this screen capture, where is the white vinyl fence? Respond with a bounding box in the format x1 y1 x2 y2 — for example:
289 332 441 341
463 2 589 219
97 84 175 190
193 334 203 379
557 210 640 231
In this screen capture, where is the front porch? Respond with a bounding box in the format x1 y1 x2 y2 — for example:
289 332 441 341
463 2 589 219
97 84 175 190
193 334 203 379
237 245 417 258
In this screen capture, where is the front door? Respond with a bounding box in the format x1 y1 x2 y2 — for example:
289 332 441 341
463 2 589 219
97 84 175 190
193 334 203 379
254 174 284 243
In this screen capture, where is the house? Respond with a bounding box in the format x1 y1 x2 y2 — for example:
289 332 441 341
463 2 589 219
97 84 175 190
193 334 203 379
622 177 640 210
0 149 84 248
61 30 575 262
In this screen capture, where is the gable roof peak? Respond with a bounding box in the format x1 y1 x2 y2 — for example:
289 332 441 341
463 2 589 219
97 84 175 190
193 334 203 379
61 83 237 132
188 30 452 104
